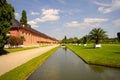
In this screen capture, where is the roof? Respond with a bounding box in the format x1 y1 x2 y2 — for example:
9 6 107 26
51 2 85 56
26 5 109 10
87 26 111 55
11 19 57 41
11 18 21 28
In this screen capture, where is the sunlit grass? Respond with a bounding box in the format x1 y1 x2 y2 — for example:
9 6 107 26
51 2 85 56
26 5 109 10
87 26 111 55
0 47 39 55
67 44 120 68
5 47 38 53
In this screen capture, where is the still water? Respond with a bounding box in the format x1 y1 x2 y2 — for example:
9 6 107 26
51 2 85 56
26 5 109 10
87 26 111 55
27 47 120 80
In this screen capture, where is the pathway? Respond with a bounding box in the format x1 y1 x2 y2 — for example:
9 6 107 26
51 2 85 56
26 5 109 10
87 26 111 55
0 45 58 76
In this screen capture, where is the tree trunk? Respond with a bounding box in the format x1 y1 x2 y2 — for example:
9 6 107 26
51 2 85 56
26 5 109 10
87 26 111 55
0 45 4 49
95 39 99 44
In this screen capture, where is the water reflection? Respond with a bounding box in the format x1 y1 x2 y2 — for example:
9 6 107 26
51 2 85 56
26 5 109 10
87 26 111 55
27 48 120 80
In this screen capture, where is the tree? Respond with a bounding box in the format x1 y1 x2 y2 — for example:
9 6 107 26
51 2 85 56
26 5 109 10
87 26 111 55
73 37 78 43
8 36 23 48
0 0 14 49
117 32 120 42
89 28 107 48
81 35 90 46
62 36 67 44
83 35 88 45
20 10 27 26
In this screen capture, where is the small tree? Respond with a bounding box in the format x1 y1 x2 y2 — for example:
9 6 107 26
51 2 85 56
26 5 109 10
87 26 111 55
8 36 23 48
20 10 27 26
89 28 107 48
0 0 14 49
73 37 78 44
81 35 89 46
62 36 67 44
117 32 120 42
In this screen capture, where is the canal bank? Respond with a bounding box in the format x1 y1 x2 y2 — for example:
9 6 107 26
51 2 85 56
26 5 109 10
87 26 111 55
27 47 120 80
67 44 120 68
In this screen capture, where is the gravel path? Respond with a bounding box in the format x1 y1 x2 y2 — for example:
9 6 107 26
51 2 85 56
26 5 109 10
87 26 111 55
0 45 58 76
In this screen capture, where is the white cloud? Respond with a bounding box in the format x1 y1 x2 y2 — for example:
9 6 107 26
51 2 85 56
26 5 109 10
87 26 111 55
94 0 120 14
112 19 120 26
98 7 112 14
28 9 60 28
28 20 38 27
66 18 108 29
84 18 108 23
94 1 111 7
31 12 39 15
36 9 60 22
14 12 19 17
66 21 81 27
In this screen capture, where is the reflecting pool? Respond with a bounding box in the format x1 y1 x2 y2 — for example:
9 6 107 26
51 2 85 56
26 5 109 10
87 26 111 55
27 47 120 80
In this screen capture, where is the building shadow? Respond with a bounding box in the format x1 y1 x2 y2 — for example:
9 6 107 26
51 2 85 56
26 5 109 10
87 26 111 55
0 49 9 56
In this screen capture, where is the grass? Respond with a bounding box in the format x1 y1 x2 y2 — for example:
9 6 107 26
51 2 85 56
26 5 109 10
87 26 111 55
0 46 59 80
67 44 120 68
0 47 38 55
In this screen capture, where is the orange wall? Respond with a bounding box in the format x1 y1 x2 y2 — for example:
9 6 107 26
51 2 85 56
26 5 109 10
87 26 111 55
10 28 57 46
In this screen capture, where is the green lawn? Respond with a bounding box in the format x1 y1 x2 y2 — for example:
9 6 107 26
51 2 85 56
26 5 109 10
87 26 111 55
0 47 38 55
67 44 120 68
0 46 59 80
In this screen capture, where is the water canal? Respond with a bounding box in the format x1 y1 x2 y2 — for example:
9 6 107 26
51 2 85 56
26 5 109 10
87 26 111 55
27 47 120 80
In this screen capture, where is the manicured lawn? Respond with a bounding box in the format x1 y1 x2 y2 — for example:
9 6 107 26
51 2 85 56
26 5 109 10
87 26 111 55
0 47 38 55
67 44 120 68
5 47 38 53
0 46 59 80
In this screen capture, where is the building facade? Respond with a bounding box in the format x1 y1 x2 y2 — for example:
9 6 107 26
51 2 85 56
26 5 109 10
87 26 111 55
9 19 58 47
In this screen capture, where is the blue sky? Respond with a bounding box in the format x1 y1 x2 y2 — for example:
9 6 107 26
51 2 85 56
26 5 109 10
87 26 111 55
7 0 120 40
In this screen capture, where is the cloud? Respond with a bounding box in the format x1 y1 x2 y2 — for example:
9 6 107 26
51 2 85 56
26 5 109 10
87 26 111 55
93 1 111 7
14 12 19 17
84 18 108 23
28 9 60 28
94 0 120 14
98 7 112 14
66 21 81 27
112 19 120 26
31 12 39 15
28 20 38 27
66 18 108 29
35 9 60 22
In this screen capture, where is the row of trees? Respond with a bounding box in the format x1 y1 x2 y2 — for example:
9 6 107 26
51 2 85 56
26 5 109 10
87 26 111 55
61 28 120 48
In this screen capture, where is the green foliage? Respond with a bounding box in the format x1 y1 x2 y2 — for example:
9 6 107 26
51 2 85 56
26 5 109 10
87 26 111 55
89 28 107 44
0 46 59 80
0 0 14 49
81 35 90 44
8 36 23 47
61 36 80 44
117 32 120 42
61 36 67 44
0 46 38 55
67 44 120 68
20 10 27 26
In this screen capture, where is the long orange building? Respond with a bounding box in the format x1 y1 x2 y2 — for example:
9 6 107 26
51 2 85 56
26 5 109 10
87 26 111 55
9 19 58 47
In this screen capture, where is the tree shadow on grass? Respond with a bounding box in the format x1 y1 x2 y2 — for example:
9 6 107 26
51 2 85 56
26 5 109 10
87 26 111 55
114 52 120 54
0 49 9 56
84 47 95 49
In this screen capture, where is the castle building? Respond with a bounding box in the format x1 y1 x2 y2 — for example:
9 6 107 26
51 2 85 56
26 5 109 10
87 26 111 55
9 19 58 47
